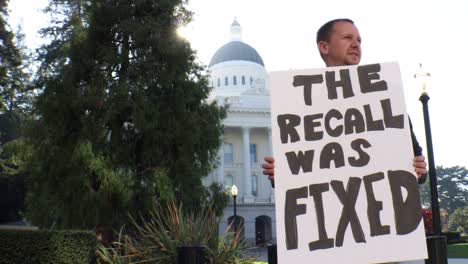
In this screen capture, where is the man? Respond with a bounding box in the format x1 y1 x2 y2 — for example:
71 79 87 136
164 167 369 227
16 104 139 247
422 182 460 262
262 18 427 185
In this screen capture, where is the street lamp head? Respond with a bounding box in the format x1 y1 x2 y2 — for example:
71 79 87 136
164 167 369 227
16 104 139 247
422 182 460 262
231 185 238 197
414 63 431 94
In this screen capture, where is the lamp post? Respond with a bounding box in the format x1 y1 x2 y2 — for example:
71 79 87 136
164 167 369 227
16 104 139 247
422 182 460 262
415 64 447 264
231 185 238 217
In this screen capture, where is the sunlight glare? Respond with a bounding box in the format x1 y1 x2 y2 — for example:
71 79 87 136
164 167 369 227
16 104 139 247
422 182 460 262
176 25 191 40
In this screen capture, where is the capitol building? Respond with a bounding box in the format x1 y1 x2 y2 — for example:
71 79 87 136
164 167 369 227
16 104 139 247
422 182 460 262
205 19 276 245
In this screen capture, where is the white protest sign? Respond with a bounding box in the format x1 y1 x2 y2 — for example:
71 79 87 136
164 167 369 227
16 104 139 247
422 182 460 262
270 62 427 264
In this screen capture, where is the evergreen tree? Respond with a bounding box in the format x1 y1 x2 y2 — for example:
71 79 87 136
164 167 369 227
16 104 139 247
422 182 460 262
0 0 15 112
9 25 34 117
0 0 34 224
419 166 468 213
25 0 225 229
0 1 32 116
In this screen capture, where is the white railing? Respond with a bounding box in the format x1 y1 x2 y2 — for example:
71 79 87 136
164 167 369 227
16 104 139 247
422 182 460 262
224 162 263 171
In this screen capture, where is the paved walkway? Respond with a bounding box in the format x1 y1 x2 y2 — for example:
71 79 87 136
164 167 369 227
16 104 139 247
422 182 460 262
448 260 468 264
244 246 268 261
401 260 468 264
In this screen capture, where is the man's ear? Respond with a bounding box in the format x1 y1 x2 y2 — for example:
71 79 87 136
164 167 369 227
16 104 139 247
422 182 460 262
318 41 329 55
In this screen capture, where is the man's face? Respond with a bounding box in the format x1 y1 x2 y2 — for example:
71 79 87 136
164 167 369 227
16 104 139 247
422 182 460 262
319 21 362 66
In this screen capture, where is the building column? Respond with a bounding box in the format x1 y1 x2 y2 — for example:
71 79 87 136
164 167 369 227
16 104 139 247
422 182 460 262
242 127 254 202
217 137 225 184
267 127 275 203
267 127 272 155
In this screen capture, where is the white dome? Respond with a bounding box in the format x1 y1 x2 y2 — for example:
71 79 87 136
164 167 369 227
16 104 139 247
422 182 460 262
208 19 270 107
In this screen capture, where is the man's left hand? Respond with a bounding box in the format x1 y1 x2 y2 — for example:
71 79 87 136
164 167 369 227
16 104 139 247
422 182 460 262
413 155 427 181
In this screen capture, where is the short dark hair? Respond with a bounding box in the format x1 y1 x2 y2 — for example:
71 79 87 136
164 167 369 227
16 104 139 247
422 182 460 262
316 18 354 44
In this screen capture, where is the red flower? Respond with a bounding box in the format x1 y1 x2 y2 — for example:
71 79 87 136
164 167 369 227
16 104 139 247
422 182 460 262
422 208 434 235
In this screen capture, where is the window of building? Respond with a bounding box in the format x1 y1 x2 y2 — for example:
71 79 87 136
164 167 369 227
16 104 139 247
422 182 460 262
233 76 237 85
251 175 258 196
250 143 257 163
224 143 233 163
225 77 229 86
242 75 246 85
225 175 233 188
217 78 220 87
250 76 253 85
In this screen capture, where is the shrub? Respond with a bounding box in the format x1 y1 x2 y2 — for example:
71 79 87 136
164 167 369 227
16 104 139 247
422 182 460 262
97 202 255 264
0 229 96 264
448 207 468 234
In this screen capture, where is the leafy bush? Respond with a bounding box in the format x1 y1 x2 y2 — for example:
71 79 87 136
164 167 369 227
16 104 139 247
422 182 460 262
449 207 468 234
97 202 254 264
0 229 96 264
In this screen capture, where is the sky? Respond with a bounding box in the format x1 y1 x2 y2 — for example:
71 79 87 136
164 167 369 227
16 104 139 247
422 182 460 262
8 0 468 167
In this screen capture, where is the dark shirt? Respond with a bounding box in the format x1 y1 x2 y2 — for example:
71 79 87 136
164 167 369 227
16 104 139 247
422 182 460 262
409 118 426 184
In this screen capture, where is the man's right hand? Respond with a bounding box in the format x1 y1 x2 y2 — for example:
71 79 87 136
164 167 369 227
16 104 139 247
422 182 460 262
262 156 275 187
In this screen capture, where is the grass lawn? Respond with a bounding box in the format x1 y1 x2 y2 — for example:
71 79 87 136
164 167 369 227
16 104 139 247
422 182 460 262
448 243 468 258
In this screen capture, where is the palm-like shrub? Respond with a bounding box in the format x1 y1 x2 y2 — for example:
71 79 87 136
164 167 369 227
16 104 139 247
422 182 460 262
208 229 254 264
97 202 255 263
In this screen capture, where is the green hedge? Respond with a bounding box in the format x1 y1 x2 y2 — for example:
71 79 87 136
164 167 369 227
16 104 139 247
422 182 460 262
0 229 96 264
442 231 462 244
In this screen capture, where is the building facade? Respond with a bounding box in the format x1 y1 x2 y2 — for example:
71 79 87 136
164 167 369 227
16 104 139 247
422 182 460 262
205 19 276 245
